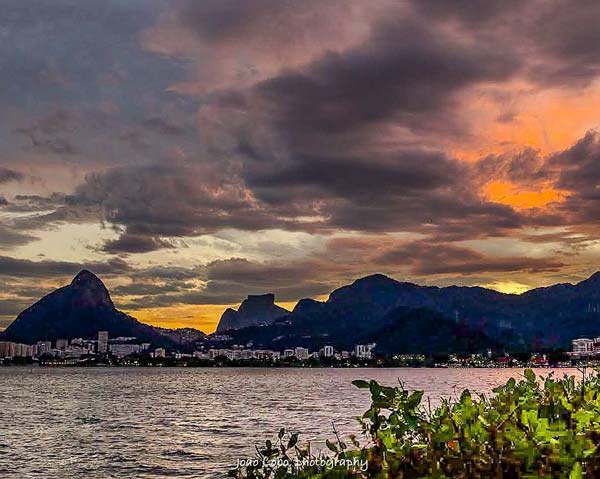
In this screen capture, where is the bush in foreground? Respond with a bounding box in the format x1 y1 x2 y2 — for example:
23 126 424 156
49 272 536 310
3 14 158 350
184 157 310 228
230 369 600 478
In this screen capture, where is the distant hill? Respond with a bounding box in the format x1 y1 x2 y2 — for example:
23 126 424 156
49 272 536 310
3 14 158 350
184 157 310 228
216 293 289 332
222 272 600 352
1 270 205 346
6 268 600 354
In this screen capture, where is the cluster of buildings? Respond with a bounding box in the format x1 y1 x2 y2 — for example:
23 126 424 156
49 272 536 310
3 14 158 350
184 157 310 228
570 337 600 358
0 329 376 363
0 341 49 358
0 331 159 360
201 343 376 361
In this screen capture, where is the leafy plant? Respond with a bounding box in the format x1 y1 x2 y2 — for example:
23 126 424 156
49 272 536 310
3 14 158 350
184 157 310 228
231 369 600 478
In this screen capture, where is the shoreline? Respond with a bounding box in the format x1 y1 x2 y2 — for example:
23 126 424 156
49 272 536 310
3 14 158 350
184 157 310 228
0 363 584 369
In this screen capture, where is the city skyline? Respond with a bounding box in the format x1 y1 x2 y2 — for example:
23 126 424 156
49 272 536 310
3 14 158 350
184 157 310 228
3 1 600 333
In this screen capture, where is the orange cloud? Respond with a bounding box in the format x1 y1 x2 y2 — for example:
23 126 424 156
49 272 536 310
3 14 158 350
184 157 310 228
451 80 600 161
482 181 565 210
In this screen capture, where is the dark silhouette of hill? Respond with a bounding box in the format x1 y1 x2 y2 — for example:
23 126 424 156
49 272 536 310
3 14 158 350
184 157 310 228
5 269 600 353
1 270 205 346
222 272 600 352
216 293 288 332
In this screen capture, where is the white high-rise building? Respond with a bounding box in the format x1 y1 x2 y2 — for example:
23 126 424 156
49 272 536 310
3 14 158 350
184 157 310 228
97 331 108 354
572 338 594 356
55 339 69 350
355 343 376 359
294 347 309 360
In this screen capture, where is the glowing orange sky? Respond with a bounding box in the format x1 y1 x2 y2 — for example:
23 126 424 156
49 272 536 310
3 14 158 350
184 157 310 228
132 301 302 333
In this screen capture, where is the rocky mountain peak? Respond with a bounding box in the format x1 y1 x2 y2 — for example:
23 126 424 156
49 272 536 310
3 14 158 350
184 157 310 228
216 293 289 332
71 270 104 287
68 269 114 309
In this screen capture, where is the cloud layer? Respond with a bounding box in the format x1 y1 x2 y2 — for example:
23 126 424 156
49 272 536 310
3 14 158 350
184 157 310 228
3 0 600 330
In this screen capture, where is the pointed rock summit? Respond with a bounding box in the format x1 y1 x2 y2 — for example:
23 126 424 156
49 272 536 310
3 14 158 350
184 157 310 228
69 270 114 309
216 293 289 332
2 270 179 345
71 269 103 286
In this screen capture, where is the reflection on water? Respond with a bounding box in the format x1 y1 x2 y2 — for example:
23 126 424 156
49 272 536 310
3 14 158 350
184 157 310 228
0 367 581 478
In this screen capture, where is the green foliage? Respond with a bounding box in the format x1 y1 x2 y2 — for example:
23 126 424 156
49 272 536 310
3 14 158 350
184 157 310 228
231 369 600 478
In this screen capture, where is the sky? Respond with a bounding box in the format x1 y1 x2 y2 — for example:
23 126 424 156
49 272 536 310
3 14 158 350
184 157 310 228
2 0 600 333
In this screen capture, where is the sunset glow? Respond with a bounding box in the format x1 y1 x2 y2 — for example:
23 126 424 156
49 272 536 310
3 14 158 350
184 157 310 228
3 0 600 334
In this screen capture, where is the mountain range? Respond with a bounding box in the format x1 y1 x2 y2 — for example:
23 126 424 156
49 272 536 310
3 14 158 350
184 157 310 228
218 272 600 352
3 269 600 354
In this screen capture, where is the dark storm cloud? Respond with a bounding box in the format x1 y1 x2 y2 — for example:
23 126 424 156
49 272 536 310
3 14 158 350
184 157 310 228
101 233 177 254
474 149 550 186
198 11 526 238
1 0 591 253
551 132 600 193
0 256 131 279
417 0 600 87
4 194 67 213
0 168 24 184
374 241 564 276
120 291 241 310
327 196 523 237
16 0 598 248
243 15 518 139
71 165 251 237
247 150 462 199
409 0 600 87
548 132 600 223
67 164 326 249
0 226 38 248
526 0 600 85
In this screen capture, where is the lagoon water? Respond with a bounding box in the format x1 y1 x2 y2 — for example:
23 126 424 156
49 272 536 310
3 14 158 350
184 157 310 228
0 367 580 478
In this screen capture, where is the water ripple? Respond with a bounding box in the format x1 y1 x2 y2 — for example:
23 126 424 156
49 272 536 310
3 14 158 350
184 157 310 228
0 367 580 478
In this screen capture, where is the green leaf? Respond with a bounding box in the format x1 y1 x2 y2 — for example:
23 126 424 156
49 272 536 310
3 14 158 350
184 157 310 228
524 369 536 383
287 433 298 449
407 390 424 409
570 462 583 479
325 439 339 453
